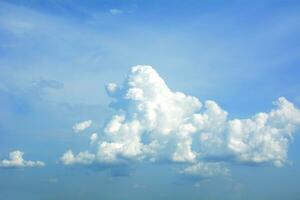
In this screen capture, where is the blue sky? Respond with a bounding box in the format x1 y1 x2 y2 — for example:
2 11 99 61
0 0 300 199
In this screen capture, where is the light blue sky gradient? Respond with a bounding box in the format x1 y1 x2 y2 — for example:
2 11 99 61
0 0 300 199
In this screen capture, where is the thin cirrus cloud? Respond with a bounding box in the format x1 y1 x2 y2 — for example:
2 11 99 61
0 150 45 168
61 65 300 178
72 120 92 133
109 8 123 15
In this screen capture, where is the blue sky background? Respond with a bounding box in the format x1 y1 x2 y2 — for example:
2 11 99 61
0 0 300 199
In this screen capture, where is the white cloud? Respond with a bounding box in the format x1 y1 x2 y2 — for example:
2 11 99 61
60 150 95 165
182 162 230 177
72 120 92 133
0 150 45 168
109 9 123 15
61 65 300 178
106 83 118 94
227 97 300 166
90 133 98 145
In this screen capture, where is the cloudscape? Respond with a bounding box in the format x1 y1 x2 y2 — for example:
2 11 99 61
61 65 300 177
1 0 300 199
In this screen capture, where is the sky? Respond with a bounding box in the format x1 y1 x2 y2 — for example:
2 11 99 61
0 0 300 199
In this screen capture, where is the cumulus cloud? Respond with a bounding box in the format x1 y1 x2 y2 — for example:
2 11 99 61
0 150 45 168
60 150 95 165
72 120 92 133
61 65 300 178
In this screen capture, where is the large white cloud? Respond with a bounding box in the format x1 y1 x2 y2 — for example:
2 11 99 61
0 150 45 168
61 65 300 177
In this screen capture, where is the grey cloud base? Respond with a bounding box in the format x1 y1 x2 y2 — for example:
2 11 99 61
61 65 300 177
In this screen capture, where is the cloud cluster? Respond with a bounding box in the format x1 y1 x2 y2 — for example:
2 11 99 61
61 65 300 177
0 150 45 168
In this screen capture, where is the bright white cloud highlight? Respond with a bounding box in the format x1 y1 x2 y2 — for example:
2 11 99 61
72 120 92 133
61 65 300 177
0 150 45 168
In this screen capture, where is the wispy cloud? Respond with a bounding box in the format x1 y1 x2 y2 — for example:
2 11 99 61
109 8 123 15
72 120 92 133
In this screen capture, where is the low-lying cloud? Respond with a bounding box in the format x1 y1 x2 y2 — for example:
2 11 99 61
0 150 45 168
61 65 300 177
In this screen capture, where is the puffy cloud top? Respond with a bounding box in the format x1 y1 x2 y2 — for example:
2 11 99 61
0 151 45 168
61 65 300 177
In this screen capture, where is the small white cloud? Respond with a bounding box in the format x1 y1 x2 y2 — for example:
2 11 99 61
0 150 45 168
109 8 123 15
106 83 118 94
60 150 95 165
72 120 92 133
182 162 230 177
90 133 98 145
